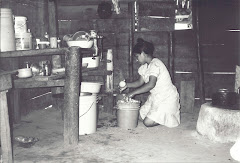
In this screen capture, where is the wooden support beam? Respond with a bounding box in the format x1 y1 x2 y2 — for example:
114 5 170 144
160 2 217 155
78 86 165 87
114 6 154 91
36 0 49 38
64 47 81 146
48 0 58 37
128 2 134 81
194 1 205 104
168 31 175 83
48 0 62 70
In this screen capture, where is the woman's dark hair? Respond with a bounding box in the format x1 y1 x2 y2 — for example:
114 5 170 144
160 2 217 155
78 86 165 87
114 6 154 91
132 38 155 56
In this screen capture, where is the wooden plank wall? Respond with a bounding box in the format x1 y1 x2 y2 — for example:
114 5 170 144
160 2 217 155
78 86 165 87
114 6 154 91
58 3 131 86
57 0 239 102
198 0 239 97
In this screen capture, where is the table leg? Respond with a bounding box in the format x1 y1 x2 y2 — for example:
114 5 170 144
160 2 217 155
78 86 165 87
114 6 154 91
0 91 13 163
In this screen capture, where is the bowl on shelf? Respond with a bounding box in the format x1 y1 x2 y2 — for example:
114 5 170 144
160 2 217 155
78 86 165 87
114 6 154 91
66 40 94 48
72 31 90 40
17 68 32 78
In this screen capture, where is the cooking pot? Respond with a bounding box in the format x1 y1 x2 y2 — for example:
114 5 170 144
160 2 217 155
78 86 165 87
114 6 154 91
17 68 32 78
212 89 237 107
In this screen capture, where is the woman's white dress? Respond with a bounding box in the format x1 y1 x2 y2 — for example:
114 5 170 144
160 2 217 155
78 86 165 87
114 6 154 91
138 58 180 128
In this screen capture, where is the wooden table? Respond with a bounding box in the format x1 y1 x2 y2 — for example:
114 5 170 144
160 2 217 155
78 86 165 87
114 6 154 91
0 47 115 163
0 48 112 148
0 48 83 147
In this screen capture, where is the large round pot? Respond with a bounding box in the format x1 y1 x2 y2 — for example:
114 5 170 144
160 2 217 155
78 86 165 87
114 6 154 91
212 89 237 107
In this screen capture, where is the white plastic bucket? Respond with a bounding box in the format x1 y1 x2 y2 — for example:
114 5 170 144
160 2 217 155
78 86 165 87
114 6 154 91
15 32 32 50
79 93 97 135
14 16 27 33
0 8 16 52
117 102 140 129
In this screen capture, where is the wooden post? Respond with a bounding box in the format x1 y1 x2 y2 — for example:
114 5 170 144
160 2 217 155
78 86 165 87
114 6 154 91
128 2 134 81
48 0 62 69
194 1 205 104
168 31 175 83
36 0 49 38
63 47 81 146
48 0 58 37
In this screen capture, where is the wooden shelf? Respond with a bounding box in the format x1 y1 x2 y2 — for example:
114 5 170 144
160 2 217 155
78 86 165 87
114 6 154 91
0 48 95 58
13 75 65 89
58 0 174 6
134 31 171 33
0 48 67 58
13 66 111 89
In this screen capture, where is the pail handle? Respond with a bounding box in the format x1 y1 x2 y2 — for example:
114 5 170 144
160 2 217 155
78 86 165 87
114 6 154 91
79 102 94 118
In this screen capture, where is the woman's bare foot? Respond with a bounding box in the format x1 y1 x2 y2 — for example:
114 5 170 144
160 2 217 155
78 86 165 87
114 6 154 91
143 117 159 127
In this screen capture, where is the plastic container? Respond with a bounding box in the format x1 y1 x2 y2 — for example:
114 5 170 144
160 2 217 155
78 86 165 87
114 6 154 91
79 93 97 135
81 82 103 94
119 80 126 88
117 101 140 129
0 8 16 52
14 16 27 33
15 32 32 50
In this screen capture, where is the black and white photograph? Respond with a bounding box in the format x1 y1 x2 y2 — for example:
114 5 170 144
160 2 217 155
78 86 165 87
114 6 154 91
0 0 240 162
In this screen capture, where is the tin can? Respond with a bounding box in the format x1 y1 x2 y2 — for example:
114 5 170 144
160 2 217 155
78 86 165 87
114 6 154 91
43 61 51 76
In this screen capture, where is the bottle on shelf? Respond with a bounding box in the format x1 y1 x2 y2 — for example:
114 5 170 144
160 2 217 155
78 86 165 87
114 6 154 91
44 32 49 41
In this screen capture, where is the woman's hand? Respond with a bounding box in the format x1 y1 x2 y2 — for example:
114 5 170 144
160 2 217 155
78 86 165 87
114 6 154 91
124 92 135 101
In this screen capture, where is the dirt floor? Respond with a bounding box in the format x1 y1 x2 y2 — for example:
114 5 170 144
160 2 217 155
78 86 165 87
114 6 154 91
12 104 238 163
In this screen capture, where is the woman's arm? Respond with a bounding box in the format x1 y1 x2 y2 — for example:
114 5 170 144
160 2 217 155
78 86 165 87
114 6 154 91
127 75 157 98
127 76 145 88
119 76 144 93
